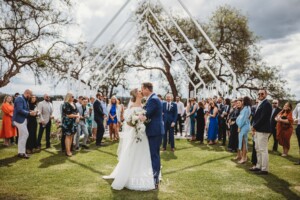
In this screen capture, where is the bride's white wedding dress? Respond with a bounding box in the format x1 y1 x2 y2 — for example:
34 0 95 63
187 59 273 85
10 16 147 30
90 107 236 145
103 107 155 191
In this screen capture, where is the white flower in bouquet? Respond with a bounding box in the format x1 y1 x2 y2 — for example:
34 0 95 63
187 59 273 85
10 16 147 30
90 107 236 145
126 108 149 143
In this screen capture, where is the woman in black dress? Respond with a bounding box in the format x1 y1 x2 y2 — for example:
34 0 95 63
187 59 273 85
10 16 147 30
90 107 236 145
196 101 205 143
62 93 79 157
26 96 38 154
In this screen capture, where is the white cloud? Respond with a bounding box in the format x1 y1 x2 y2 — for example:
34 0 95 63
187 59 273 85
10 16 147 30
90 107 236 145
260 33 300 98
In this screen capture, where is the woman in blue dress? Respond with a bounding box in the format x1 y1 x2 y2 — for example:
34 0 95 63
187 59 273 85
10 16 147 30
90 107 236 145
107 96 121 141
207 101 219 145
236 97 252 164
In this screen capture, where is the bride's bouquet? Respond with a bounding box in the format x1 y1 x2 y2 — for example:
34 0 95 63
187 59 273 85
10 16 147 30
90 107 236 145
126 109 149 143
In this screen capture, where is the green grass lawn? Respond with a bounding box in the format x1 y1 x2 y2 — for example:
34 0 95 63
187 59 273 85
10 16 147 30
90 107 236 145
0 133 300 200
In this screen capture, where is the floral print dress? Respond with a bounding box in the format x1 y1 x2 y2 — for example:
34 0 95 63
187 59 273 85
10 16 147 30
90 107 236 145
62 102 78 136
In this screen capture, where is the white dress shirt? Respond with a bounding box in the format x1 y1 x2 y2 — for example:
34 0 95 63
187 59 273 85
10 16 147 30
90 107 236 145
176 101 184 116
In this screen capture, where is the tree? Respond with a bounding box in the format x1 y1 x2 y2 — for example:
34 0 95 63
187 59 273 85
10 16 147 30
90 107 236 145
125 3 180 98
0 0 73 87
88 44 129 97
127 3 292 100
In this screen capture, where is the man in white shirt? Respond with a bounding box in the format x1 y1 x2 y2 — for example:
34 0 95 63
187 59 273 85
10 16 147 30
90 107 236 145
175 96 184 136
292 102 300 165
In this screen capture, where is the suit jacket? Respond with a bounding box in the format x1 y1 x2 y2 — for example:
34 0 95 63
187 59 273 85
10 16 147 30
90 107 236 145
270 107 281 132
37 100 53 124
93 99 104 121
162 101 178 124
145 93 164 137
252 99 272 133
12 95 29 124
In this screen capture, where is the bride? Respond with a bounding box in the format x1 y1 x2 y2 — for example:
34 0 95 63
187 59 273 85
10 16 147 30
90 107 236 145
103 88 155 191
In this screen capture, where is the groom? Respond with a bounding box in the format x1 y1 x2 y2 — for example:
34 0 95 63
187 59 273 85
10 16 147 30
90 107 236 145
141 82 164 189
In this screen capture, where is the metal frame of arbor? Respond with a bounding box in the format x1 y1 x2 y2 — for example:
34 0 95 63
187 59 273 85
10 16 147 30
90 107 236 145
67 0 237 98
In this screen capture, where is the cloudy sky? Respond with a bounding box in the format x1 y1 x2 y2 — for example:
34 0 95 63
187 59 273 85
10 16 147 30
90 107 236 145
2 0 300 99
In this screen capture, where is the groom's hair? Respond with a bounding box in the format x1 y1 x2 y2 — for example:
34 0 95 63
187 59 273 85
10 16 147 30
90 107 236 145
142 82 153 92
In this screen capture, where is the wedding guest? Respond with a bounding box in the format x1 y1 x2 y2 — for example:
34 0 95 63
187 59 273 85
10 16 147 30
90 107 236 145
275 102 293 157
250 99 259 168
175 96 184 136
186 98 197 141
227 99 239 152
75 97 89 149
107 96 121 141
10 92 20 145
250 89 272 175
62 93 79 157
269 99 281 152
37 94 53 149
86 98 93 138
162 94 178 151
26 96 38 154
90 97 97 141
196 101 205 144
102 95 108 130
184 102 190 137
236 97 251 164
293 102 300 165
207 101 219 145
12 89 37 159
223 98 231 146
217 97 225 141
0 95 16 146
94 93 105 146
118 98 125 132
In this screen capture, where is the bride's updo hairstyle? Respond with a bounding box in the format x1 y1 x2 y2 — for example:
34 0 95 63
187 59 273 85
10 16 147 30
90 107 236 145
130 88 138 102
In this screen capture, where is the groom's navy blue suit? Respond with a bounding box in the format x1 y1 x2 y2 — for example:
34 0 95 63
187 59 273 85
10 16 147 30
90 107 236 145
145 93 164 185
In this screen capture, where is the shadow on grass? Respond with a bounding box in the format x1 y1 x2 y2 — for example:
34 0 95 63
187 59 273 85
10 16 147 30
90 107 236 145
161 151 178 161
269 150 299 163
96 148 117 158
164 155 232 176
0 155 20 167
38 149 105 175
236 162 300 199
103 179 159 200
190 141 227 152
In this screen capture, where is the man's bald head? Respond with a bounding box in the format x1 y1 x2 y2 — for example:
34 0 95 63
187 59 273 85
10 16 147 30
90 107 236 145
24 89 33 99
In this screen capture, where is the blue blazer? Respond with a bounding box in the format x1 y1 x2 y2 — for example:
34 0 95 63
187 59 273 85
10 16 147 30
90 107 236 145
162 102 178 123
145 93 164 137
12 95 30 124
236 106 251 131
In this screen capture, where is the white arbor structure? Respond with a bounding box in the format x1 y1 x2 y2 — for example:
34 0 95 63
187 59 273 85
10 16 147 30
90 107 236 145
67 0 237 99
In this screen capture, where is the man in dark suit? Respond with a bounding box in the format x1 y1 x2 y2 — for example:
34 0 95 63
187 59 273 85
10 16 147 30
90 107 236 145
142 82 164 189
93 93 105 146
162 94 178 152
250 89 272 175
269 99 281 152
